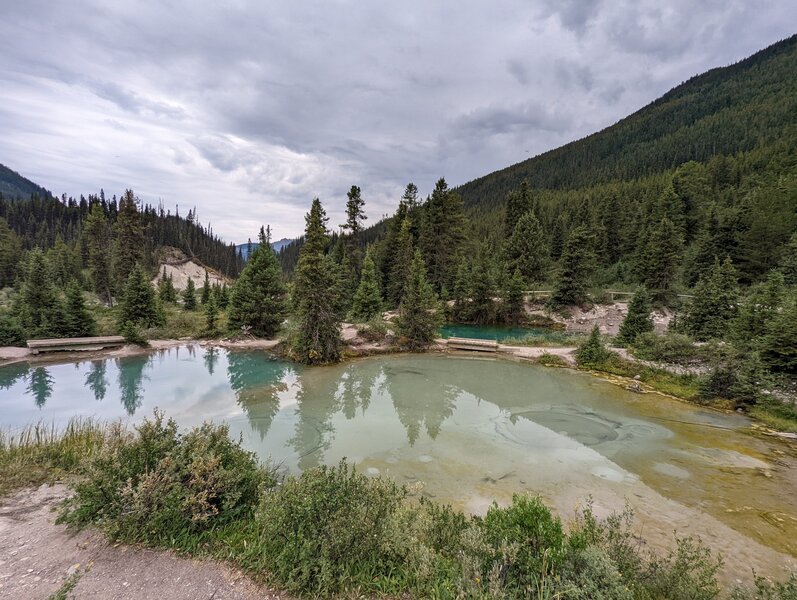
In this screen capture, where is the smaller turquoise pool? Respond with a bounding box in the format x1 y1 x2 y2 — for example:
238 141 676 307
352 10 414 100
439 323 574 344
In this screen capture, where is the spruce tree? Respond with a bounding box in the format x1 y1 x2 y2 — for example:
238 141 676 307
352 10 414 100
760 293 797 374
506 211 549 284
292 199 341 364
227 228 288 338
200 271 211 305
550 226 595 306
638 217 681 305
182 278 197 310
341 185 367 276
334 251 357 317
451 258 471 323
504 180 533 238
731 270 785 350
117 265 162 328
616 287 653 346
469 246 496 325
204 293 219 335
386 218 414 306
218 282 230 309
0 217 22 288
158 270 177 304
503 268 526 324
576 325 609 366
64 280 97 337
14 248 66 339
350 247 382 321
419 178 467 292
112 190 144 293
83 202 113 304
779 232 797 285
683 257 738 341
396 250 442 350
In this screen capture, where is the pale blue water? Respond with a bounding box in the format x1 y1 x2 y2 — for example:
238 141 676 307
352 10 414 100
439 324 575 344
1 346 795 557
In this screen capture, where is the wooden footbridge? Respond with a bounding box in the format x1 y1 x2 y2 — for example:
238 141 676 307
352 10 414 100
27 336 126 355
445 337 499 352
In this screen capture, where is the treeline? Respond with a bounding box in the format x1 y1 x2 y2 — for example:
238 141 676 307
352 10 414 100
0 189 243 279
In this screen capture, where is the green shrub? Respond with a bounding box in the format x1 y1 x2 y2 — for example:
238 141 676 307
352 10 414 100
538 352 569 367
631 331 700 365
480 495 566 593
576 325 611 366
59 412 269 547
252 460 406 594
638 536 722 600
356 316 389 343
0 311 26 346
558 547 633 599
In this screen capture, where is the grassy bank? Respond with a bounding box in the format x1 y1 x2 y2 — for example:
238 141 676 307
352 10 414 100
3 414 796 599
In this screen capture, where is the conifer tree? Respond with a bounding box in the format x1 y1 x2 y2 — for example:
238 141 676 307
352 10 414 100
504 180 533 238
14 248 66 339
550 226 595 306
506 211 549 284
386 218 414 306
419 178 467 292
64 279 97 337
503 268 526 324
227 228 288 338
780 232 797 285
334 251 357 317
638 217 681 305
158 270 177 304
350 247 382 321
218 282 230 309
204 293 219 335
0 217 22 288
200 271 211 305
616 287 653 346
182 278 197 310
112 190 144 292
451 258 471 323
292 199 341 364
683 257 738 341
341 185 367 277
731 270 785 350
469 246 496 325
117 265 162 328
396 250 442 350
576 325 609 366
83 202 113 304
760 293 797 374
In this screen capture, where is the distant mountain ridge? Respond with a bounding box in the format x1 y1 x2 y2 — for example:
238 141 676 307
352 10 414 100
236 238 293 260
0 164 53 200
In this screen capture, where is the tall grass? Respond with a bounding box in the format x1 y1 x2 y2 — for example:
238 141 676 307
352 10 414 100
0 418 112 497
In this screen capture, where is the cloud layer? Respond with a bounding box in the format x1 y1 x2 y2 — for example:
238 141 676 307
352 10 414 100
0 1 792 240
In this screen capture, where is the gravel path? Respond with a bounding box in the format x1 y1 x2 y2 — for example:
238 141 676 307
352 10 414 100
0 484 288 600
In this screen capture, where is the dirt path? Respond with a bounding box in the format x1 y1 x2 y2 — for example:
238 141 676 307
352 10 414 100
0 484 288 600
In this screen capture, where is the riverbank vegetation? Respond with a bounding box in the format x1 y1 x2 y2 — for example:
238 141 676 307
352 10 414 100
2 413 794 599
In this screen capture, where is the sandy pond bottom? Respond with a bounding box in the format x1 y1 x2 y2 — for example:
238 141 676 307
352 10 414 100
2 347 796 583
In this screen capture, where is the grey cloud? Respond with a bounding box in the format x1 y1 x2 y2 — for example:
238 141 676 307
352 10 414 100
0 0 793 240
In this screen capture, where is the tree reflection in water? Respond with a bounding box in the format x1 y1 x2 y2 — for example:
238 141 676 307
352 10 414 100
27 367 54 408
381 365 457 446
85 360 108 401
116 355 150 415
226 351 295 441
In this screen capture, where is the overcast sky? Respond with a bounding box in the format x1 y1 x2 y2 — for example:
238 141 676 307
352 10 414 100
0 1 793 242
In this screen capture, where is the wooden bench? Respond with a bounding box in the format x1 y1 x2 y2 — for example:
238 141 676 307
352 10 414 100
26 336 127 355
446 337 499 352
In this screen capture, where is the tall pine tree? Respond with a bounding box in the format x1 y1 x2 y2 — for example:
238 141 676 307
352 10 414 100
396 250 442 350
292 199 341 364
350 247 382 321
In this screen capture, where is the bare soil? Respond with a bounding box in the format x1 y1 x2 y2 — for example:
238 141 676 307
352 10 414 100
0 484 289 600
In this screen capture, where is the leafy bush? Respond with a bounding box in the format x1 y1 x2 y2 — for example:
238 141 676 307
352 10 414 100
576 325 611 366
252 459 406 594
59 412 269 547
0 311 26 346
631 331 700 366
538 352 569 367
356 316 389 343
480 495 566 593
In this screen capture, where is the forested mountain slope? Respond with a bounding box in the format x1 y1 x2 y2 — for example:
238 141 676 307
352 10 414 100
455 34 797 210
0 164 53 200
